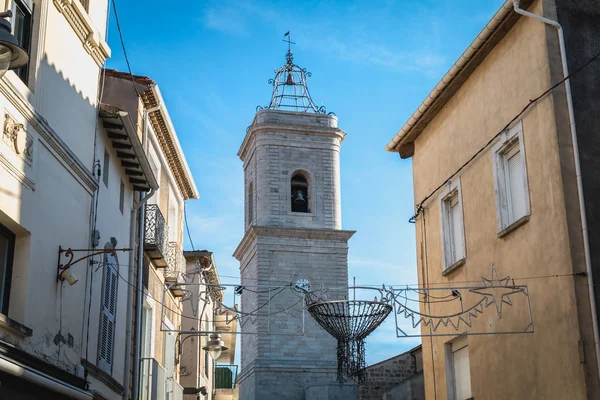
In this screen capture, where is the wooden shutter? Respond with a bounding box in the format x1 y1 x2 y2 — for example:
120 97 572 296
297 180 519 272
507 148 526 221
443 191 464 267
450 197 462 263
98 256 118 372
453 346 472 400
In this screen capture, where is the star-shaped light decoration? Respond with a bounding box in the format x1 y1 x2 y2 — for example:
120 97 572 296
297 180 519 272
469 264 524 319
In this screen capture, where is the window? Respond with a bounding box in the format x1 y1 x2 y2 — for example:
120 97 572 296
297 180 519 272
447 338 472 400
439 179 466 271
98 245 118 372
493 121 530 234
119 180 125 214
247 182 253 226
0 223 16 315
11 0 33 84
103 149 109 188
78 0 90 11
291 172 309 213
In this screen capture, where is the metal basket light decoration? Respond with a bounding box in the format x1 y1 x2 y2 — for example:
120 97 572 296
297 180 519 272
306 286 392 383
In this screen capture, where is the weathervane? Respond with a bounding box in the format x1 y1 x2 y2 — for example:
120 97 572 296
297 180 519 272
256 31 329 114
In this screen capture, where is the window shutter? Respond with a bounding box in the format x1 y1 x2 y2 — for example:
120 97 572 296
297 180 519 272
98 259 118 372
450 198 464 262
507 149 526 221
453 346 472 400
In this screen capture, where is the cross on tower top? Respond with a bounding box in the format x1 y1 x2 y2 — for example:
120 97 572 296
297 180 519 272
283 31 295 64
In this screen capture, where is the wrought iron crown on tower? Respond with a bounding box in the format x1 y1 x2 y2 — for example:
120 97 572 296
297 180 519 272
257 32 329 114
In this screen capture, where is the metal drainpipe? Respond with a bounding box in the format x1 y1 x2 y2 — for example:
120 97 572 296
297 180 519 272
512 0 600 383
130 100 161 400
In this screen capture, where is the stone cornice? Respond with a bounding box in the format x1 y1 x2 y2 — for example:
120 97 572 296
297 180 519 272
0 77 98 194
141 89 198 200
53 0 111 67
238 122 346 161
234 225 355 260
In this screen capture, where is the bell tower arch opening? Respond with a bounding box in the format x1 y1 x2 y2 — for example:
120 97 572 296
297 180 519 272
290 170 310 213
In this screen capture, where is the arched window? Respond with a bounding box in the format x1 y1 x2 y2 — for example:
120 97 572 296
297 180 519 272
248 182 254 226
291 173 309 213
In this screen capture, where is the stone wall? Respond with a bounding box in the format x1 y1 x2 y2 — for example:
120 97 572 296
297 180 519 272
359 347 420 400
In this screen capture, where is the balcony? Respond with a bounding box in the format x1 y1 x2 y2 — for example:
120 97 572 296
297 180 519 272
165 242 186 297
144 205 169 268
139 358 184 400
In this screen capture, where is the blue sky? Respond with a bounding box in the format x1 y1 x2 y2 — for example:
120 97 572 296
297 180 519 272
106 0 504 365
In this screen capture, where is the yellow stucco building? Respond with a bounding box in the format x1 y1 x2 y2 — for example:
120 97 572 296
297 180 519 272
387 0 600 399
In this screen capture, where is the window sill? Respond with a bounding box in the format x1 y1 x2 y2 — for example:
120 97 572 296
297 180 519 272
442 258 466 276
288 212 314 217
53 0 111 66
0 313 33 337
81 359 125 395
497 215 530 238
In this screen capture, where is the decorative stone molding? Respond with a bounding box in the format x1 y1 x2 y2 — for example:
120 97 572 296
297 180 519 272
53 0 111 67
0 75 98 194
0 153 35 190
3 112 33 165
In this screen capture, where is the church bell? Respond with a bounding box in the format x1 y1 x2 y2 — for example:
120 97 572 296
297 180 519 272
294 190 306 204
285 72 295 85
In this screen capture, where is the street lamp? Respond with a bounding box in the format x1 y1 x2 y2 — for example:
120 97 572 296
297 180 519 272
0 10 29 78
202 333 228 360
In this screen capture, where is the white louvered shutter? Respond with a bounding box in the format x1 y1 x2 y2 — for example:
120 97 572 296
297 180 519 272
507 148 526 222
453 346 472 400
98 255 118 372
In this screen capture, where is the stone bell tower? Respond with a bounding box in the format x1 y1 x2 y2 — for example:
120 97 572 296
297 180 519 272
233 43 355 400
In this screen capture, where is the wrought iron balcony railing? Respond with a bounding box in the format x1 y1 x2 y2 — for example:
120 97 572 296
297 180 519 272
144 204 169 267
165 242 185 282
215 365 238 389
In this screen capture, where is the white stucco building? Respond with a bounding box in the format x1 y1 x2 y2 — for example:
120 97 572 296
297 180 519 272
234 48 355 400
0 0 151 399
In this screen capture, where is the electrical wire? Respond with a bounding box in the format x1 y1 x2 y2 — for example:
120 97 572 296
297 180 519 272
100 261 296 323
409 48 600 223
183 202 196 252
110 0 141 98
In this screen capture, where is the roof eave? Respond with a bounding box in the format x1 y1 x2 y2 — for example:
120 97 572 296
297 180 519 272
385 0 534 155
99 103 159 191
146 85 200 200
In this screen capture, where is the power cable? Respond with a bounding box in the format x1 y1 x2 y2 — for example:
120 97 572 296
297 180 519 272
409 49 600 223
110 0 141 98
101 261 296 323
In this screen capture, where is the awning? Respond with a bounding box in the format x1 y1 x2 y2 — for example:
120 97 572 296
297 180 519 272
99 104 159 192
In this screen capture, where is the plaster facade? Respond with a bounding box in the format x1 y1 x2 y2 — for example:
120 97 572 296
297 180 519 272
390 1 600 399
0 0 129 398
102 71 199 400
235 110 354 399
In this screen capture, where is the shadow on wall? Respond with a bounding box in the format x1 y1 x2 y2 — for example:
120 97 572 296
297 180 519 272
36 55 99 163
3 54 102 376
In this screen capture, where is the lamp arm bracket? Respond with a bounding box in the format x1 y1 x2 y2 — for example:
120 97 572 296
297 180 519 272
57 246 132 281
